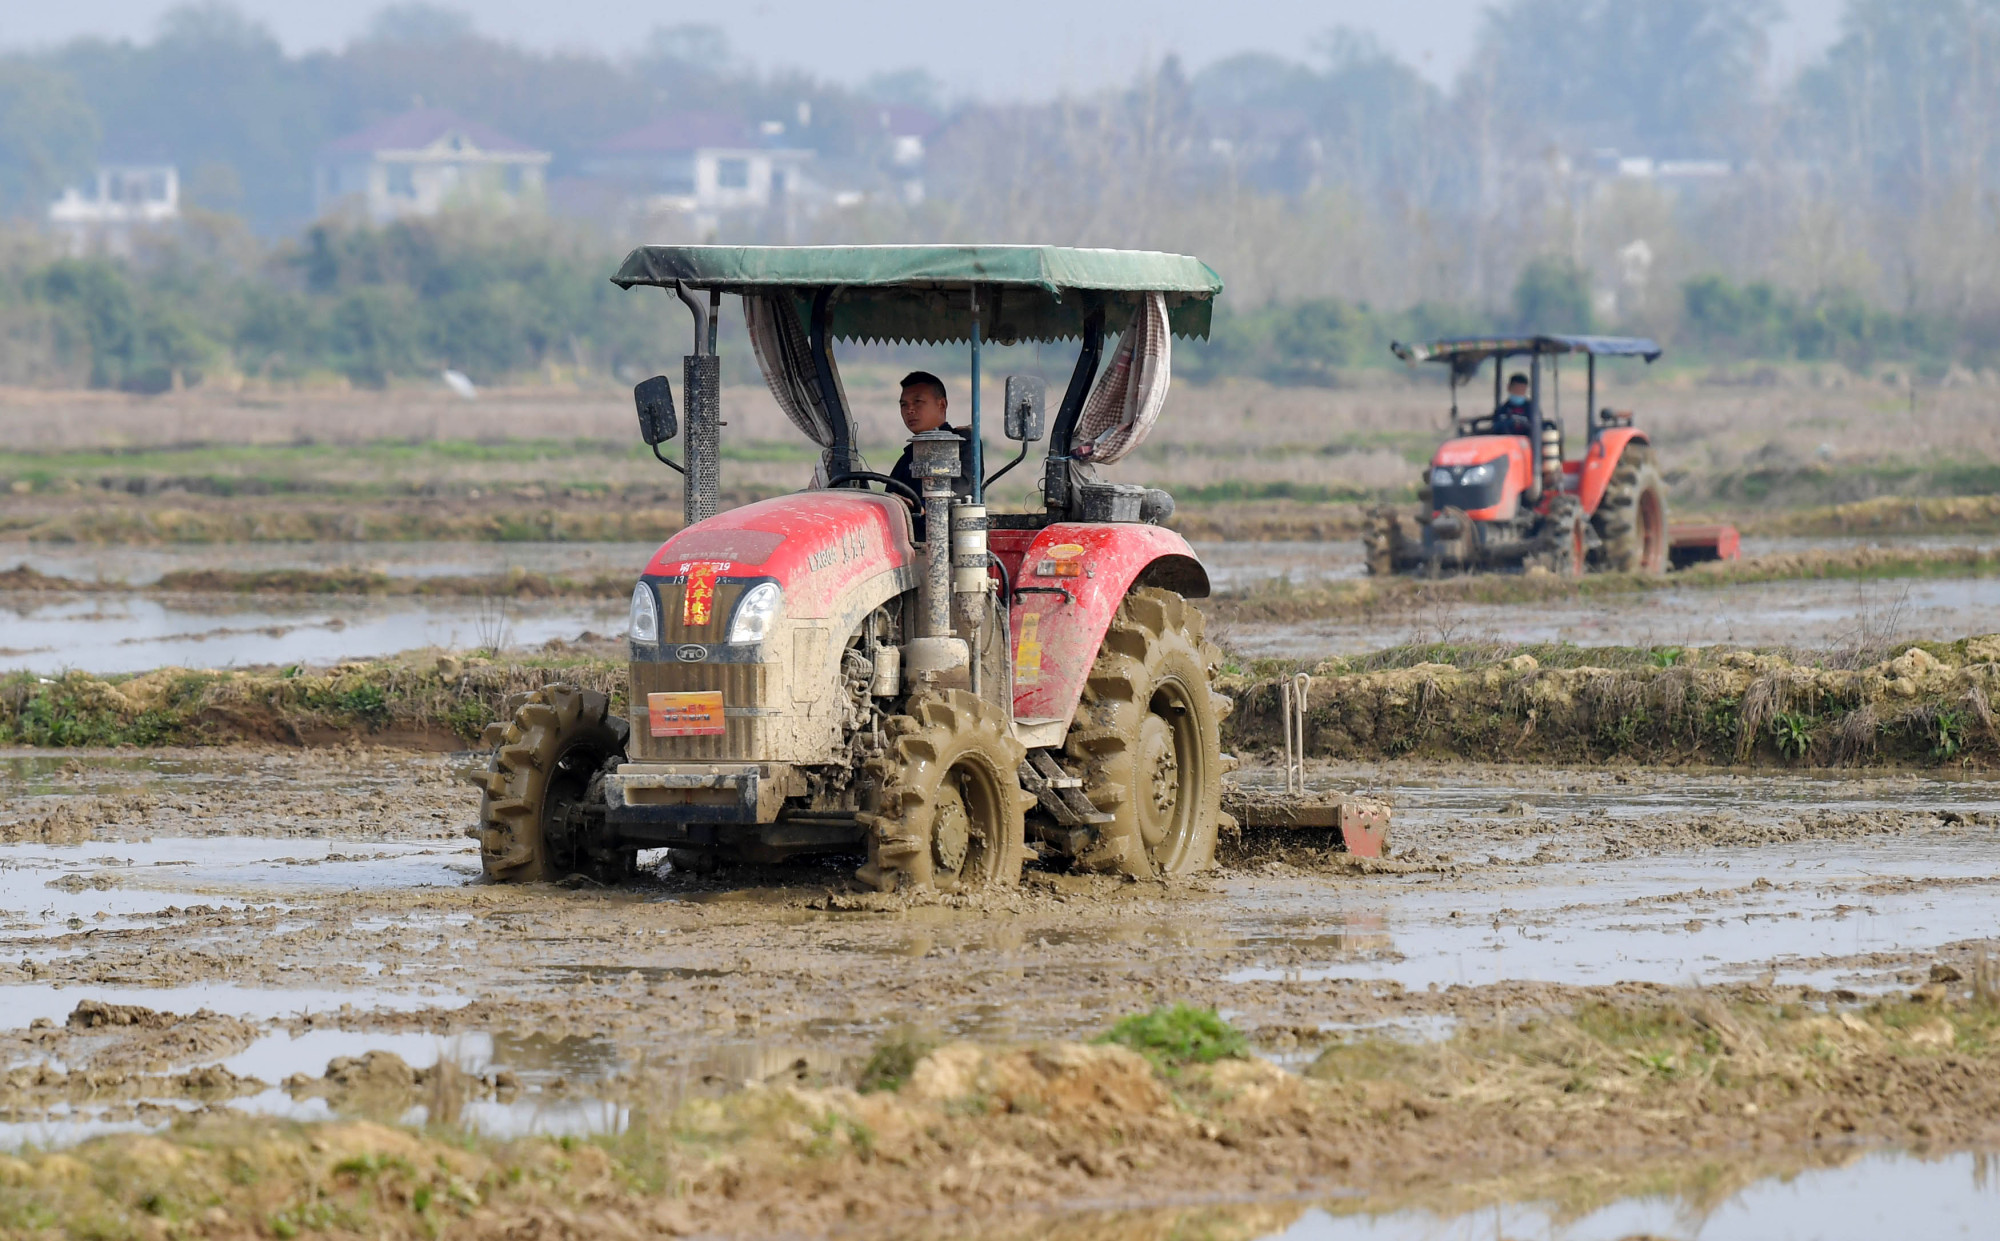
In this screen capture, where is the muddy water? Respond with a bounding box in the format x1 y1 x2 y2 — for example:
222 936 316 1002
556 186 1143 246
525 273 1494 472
1226 575 2000 655
1 746 1995 1169
1008 1149 2000 1241
1193 533 2000 591
0 592 624 674
8 540 661 585
6 536 1996 670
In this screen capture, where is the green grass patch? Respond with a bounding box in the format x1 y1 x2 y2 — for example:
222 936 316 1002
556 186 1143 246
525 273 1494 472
857 1032 938 1094
1097 1004 1249 1071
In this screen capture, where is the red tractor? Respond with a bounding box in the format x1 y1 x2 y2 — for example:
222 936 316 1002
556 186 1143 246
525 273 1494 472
1367 335 1714 577
468 245 1243 890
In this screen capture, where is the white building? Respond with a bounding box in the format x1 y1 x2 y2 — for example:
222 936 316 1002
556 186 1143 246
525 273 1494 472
585 112 813 233
316 108 550 223
876 105 940 205
47 165 180 255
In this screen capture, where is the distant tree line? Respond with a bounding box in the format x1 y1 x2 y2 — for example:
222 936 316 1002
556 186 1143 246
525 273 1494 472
3 0 2000 389
0 214 1986 394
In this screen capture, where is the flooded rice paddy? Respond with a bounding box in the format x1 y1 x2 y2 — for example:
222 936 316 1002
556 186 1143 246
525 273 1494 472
1 749 1993 1162
1029 1149 2000 1240
4 535 1998 672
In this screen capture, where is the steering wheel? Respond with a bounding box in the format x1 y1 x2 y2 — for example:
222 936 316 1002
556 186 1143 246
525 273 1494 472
826 471 922 511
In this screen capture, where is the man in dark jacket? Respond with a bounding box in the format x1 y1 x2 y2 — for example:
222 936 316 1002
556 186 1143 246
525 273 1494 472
887 371 975 496
1492 372 1537 437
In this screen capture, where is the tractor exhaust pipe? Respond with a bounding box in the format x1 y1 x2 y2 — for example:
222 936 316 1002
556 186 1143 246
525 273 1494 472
904 429 971 688
675 282 721 527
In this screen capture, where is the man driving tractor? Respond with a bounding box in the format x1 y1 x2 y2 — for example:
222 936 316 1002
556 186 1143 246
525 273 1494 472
888 370 975 497
1492 372 1535 436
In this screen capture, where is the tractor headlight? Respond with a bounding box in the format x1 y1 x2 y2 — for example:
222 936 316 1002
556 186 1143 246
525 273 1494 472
628 581 659 643
727 582 783 645
1459 460 1500 486
1430 466 1455 488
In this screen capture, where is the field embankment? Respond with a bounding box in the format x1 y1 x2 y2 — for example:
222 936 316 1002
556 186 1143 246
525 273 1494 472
7 635 1999 769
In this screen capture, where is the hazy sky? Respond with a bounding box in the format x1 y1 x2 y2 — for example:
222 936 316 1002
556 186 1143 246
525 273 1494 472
5 0 1849 99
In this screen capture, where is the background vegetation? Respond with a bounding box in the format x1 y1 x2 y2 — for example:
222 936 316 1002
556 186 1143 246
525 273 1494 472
3 0 1999 389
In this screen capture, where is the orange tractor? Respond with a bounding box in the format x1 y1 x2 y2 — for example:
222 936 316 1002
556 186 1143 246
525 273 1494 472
1367 335 1734 576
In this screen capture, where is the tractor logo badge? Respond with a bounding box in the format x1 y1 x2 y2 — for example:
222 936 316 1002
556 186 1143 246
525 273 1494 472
675 644 707 663
681 561 726 626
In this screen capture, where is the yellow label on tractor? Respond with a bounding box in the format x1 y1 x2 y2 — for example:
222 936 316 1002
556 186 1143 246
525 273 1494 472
1013 612 1043 686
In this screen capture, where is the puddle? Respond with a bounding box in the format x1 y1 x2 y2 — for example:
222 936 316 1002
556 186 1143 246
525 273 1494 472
7 541 662 586
0 983 464 1029
0 1025 841 1150
0 593 623 674
1228 575 2000 657
976 1148 2000 1240
1224 834 2000 993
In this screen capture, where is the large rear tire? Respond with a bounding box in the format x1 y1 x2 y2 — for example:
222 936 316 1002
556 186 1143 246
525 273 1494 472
1593 444 1669 574
470 685 630 883
1067 588 1230 878
857 689 1029 893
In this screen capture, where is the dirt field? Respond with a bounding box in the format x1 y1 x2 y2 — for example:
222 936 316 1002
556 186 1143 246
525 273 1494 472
3 373 2000 1236
0 744 1996 1236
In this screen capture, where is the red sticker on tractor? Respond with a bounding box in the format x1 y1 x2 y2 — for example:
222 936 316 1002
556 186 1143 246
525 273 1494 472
681 561 725 626
648 691 725 737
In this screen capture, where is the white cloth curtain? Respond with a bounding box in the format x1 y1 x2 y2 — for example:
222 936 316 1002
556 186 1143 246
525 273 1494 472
1072 291 1171 465
743 293 850 479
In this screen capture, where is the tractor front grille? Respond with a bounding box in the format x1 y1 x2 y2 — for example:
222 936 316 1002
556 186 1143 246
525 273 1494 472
1431 473 1507 514
630 660 771 761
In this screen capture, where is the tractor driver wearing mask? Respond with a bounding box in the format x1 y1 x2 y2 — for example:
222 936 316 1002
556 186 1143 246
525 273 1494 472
1492 373 1537 438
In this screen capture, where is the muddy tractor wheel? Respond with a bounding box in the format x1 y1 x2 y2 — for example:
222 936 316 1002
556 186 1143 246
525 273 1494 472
470 685 630 883
1532 496 1586 578
1362 505 1410 576
1593 444 1669 574
857 689 1029 893
1067 588 1230 878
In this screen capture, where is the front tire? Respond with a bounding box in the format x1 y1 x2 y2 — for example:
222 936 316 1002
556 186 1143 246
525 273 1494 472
1593 444 1668 574
857 690 1028 893
1067 588 1230 878
470 685 629 883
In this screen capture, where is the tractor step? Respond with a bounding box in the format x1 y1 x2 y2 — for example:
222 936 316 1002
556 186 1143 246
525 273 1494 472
1021 751 1113 829
1667 523 1742 570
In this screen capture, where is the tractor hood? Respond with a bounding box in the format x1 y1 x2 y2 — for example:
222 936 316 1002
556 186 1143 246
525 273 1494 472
643 492 914 620
1433 435 1525 468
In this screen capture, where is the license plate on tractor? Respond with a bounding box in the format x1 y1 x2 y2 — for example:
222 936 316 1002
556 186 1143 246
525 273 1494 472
648 691 725 737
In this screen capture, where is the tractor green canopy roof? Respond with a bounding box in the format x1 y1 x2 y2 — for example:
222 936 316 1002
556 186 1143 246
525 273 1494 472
611 244 1223 344
1391 335 1663 367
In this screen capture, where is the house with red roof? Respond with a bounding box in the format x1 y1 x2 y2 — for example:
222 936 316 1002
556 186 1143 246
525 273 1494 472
315 107 551 223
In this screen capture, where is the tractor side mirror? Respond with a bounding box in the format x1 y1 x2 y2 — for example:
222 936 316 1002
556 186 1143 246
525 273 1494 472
1003 375 1045 442
634 376 677 445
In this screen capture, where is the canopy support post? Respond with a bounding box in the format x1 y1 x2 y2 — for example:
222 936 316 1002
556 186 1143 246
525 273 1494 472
675 281 720 526
810 288 853 479
1587 354 1598 446
1524 353 1543 506
1044 306 1105 516
969 285 985 504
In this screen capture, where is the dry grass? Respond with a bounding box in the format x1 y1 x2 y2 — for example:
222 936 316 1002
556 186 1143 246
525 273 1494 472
8 371 2000 520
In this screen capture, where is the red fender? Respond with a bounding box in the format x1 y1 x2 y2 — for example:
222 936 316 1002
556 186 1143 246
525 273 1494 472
1576 428 1650 517
990 524 1209 735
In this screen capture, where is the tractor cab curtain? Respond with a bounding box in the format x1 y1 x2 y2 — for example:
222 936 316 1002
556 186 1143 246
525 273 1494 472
742 293 853 482
1072 291 1170 465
